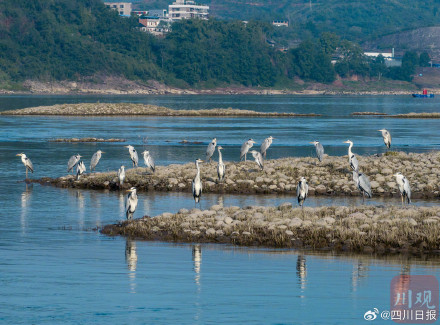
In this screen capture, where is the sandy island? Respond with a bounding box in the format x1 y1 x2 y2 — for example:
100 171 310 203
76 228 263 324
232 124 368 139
101 204 440 254
0 103 320 117
31 152 440 199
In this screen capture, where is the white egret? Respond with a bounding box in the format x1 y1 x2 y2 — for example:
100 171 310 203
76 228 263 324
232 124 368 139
118 165 126 186
260 136 275 158
378 129 392 149
125 187 138 220
297 177 309 207
125 145 138 167
142 150 155 173
343 140 359 172
353 171 372 203
206 138 217 163
250 150 264 170
240 139 256 161
67 154 81 174
192 159 204 206
90 150 104 172
310 141 324 162
16 153 34 179
217 146 225 182
394 172 411 206
76 161 86 180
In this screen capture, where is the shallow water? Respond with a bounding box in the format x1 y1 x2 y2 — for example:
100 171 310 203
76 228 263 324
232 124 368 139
0 95 439 324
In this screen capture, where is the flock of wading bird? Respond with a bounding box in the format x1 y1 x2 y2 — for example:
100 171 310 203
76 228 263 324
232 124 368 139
16 128 412 220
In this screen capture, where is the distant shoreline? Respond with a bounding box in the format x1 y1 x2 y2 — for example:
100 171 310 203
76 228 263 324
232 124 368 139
0 78 427 96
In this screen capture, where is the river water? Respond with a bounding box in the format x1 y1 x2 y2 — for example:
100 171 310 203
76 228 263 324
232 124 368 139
0 95 439 324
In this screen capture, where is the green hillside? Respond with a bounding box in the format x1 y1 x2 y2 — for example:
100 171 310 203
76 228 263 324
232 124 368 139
138 0 440 41
0 0 163 84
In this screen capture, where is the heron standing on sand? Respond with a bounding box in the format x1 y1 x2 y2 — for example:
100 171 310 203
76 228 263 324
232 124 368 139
240 139 256 161
353 171 372 203
310 141 324 162
250 150 264 170
394 172 411 206
90 150 104 172
142 150 155 173
378 129 392 149
125 187 138 220
67 154 82 174
16 153 34 179
217 146 225 182
260 136 275 158
297 177 309 207
118 165 126 186
343 140 359 172
125 145 138 167
192 159 204 206
76 161 86 180
206 138 217 163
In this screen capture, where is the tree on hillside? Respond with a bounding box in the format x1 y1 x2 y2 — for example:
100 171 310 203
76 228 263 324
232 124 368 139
419 52 431 67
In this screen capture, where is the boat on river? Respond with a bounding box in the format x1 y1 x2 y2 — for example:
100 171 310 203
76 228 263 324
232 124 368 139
412 89 434 98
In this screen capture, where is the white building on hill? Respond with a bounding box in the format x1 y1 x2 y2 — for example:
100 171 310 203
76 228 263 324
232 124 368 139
168 0 209 21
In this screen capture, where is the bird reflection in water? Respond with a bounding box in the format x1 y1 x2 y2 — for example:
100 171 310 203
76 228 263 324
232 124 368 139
76 190 85 229
296 255 307 293
125 239 138 294
192 244 202 288
217 195 224 208
351 260 369 292
119 191 125 218
20 183 33 234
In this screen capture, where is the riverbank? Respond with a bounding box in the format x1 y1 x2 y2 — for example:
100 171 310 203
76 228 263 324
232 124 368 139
31 152 440 199
0 76 426 96
101 204 440 254
0 103 319 117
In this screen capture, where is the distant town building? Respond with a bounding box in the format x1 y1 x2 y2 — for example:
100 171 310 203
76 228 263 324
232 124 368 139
148 9 168 18
364 48 402 67
272 20 289 27
104 2 132 16
139 15 171 36
132 10 149 16
168 0 209 21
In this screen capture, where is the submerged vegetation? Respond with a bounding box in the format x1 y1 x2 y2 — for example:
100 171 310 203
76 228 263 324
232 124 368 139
101 204 440 254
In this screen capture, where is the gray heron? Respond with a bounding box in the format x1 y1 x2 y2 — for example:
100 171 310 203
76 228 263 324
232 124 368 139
352 171 372 203
192 159 204 206
76 161 86 180
394 172 411 206
240 139 256 161
260 136 275 158
141 150 155 173
310 141 324 162
297 177 309 207
125 145 138 167
125 187 138 220
90 150 104 172
16 153 34 179
343 140 359 172
67 154 82 174
217 146 225 182
250 150 264 170
378 129 392 149
206 138 217 163
118 165 126 186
